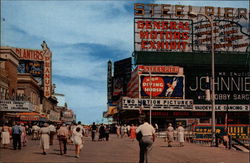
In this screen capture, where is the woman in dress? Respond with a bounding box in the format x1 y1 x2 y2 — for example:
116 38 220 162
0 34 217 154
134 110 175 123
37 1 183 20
1 123 11 148
116 124 121 138
72 127 83 158
39 123 50 155
130 124 136 141
177 124 185 147
20 123 27 146
166 123 174 147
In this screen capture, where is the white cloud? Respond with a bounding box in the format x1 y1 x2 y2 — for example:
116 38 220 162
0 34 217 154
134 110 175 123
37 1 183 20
52 45 107 81
2 1 134 51
56 81 106 109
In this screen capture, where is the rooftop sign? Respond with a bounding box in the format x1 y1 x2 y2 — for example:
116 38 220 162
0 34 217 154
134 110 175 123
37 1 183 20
134 4 249 53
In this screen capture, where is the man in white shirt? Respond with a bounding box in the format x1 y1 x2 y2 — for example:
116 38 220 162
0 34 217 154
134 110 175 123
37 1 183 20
48 123 56 145
32 123 40 140
136 119 155 163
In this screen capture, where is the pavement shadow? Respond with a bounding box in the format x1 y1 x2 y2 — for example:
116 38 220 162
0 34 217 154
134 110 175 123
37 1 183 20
64 155 77 158
160 145 181 148
50 152 63 155
49 152 76 158
33 152 43 155
53 148 75 151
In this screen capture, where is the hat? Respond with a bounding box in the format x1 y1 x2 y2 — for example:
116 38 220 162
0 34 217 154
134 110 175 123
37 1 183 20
169 123 172 126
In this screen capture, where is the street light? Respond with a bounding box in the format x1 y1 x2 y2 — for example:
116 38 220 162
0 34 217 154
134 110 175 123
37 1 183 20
149 70 152 125
139 69 152 125
189 12 216 147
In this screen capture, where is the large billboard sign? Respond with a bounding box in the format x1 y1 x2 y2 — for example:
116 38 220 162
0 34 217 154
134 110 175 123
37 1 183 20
13 42 52 98
134 4 249 53
13 48 44 61
140 75 184 98
120 97 249 111
186 67 250 104
135 18 192 52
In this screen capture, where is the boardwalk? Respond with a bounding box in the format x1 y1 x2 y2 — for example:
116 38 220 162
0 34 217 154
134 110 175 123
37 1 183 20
0 134 249 163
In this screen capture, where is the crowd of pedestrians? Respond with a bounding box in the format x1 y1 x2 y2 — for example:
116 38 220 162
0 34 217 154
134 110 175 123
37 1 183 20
1 119 188 163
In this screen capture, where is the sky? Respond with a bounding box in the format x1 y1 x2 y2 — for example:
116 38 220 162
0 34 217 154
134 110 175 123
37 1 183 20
1 0 249 124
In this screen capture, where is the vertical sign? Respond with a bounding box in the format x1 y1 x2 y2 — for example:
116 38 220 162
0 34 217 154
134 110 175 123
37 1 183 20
107 60 113 103
41 41 52 98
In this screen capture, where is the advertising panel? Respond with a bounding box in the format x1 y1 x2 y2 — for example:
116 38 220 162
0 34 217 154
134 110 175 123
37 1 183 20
194 125 250 140
107 61 113 103
135 18 192 52
137 65 180 74
42 42 52 98
186 67 250 104
18 60 43 77
13 43 52 98
121 97 193 111
13 48 44 61
120 97 249 112
134 4 249 53
18 60 44 85
140 75 184 98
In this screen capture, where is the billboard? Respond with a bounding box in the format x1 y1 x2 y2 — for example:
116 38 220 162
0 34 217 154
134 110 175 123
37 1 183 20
140 75 184 99
135 18 192 52
18 60 44 85
186 67 250 104
134 4 249 53
13 48 44 61
107 61 113 103
121 97 193 111
120 97 249 111
13 43 53 98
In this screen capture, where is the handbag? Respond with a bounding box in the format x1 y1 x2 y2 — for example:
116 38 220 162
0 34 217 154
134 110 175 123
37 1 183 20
136 131 142 141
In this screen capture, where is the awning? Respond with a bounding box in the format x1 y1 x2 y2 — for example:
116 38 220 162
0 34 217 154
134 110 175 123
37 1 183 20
16 112 48 121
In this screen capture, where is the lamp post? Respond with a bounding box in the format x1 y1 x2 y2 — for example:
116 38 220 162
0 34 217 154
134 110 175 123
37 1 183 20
189 12 216 147
149 70 152 125
139 69 152 124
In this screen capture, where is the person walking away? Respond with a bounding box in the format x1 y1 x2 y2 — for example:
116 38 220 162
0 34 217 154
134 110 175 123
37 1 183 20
121 125 126 138
39 123 50 155
75 121 85 136
116 124 121 138
70 122 77 144
12 122 22 150
177 124 185 147
136 118 155 163
32 123 40 140
48 123 56 145
57 123 69 155
127 125 131 137
20 123 27 147
130 124 136 141
91 122 97 141
72 127 83 158
105 125 110 141
154 123 159 133
1 123 11 148
166 123 174 147
98 124 105 141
